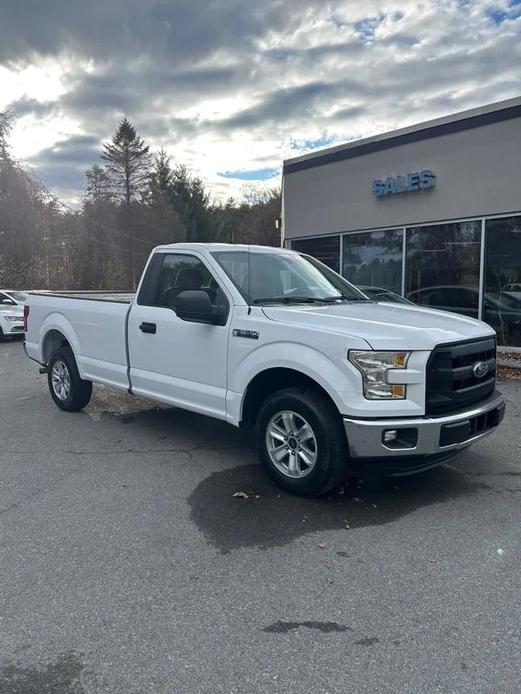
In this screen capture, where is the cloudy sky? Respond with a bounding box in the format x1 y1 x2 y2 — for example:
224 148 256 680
1 0 520 203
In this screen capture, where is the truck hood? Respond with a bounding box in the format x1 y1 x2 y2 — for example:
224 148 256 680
261 302 495 351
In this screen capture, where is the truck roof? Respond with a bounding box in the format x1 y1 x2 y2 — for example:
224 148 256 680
153 242 291 254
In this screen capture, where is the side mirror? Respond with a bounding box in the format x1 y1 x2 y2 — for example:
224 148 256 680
1 299 15 305
175 290 226 325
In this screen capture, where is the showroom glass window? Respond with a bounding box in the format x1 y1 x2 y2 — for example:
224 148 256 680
406 221 482 318
291 235 340 273
342 229 403 294
484 215 521 347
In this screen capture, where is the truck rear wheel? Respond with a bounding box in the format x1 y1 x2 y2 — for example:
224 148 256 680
257 387 349 497
47 347 92 412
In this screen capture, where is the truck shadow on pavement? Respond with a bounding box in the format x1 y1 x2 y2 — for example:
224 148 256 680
82 389 504 555
188 463 493 554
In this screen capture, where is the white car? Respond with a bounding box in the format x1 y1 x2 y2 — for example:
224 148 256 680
0 290 28 307
24 244 505 496
0 304 24 340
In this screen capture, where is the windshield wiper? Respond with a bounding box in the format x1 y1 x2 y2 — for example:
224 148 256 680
253 295 374 305
321 295 373 303
252 296 322 305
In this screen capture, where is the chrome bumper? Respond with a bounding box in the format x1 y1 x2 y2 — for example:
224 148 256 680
344 391 505 460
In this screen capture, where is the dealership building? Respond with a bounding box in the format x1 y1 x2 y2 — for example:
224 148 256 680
282 96 521 347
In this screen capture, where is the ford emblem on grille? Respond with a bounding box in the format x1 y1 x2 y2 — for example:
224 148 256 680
473 361 489 379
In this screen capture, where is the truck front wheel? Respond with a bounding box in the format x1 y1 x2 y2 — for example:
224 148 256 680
257 387 349 497
47 347 93 412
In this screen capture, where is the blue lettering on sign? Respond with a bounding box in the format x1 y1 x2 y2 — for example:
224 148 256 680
372 170 436 197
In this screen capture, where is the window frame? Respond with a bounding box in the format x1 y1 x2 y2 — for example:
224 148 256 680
136 251 230 322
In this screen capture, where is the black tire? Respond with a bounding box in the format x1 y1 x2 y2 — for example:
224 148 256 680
47 347 93 412
0 327 4 342
256 387 349 497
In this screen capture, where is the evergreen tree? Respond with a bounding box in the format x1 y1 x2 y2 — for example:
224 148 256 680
149 148 173 194
171 164 213 242
101 117 152 203
101 118 152 286
144 149 186 246
85 164 114 202
0 111 13 160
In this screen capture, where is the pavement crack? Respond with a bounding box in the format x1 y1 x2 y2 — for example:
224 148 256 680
0 468 79 516
263 621 352 634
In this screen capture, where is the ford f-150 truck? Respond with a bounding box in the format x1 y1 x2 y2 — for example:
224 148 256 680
24 243 505 496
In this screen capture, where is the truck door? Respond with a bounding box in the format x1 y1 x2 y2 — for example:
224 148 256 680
128 251 232 420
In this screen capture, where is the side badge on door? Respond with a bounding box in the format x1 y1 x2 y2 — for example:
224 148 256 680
233 329 259 340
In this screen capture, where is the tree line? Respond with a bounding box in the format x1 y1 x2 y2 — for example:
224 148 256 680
0 114 281 290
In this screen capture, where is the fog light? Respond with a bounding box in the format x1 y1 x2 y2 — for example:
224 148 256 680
382 427 418 449
383 429 398 443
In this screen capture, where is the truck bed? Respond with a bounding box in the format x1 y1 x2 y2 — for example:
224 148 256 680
25 292 133 390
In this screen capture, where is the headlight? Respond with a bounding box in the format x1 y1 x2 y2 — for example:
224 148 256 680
348 350 410 399
3 315 21 322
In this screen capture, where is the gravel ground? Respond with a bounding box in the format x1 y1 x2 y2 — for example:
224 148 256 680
1 337 520 694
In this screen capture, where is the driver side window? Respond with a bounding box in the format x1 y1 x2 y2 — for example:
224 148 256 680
142 253 228 313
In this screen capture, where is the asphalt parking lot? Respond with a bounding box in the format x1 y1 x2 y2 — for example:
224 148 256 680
1 338 520 694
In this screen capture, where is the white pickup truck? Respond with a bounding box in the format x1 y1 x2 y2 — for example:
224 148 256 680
24 243 505 496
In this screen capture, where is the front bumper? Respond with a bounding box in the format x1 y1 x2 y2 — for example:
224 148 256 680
343 390 505 472
2 322 24 336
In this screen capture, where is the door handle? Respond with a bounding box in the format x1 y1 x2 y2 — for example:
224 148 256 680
139 321 157 334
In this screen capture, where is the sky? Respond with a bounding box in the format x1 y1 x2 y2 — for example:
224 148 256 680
1 0 520 204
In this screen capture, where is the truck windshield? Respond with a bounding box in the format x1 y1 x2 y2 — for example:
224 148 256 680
211 250 370 305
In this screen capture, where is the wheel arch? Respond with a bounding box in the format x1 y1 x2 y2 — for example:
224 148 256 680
39 312 81 367
42 329 74 364
240 367 341 429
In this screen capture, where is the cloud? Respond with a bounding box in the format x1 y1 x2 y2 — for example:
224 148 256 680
217 81 345 130
7 96 56 119
0 0 317 64
0 0 519 203
26 134 102 199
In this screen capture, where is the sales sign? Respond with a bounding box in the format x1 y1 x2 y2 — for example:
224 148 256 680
372 170 436 197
